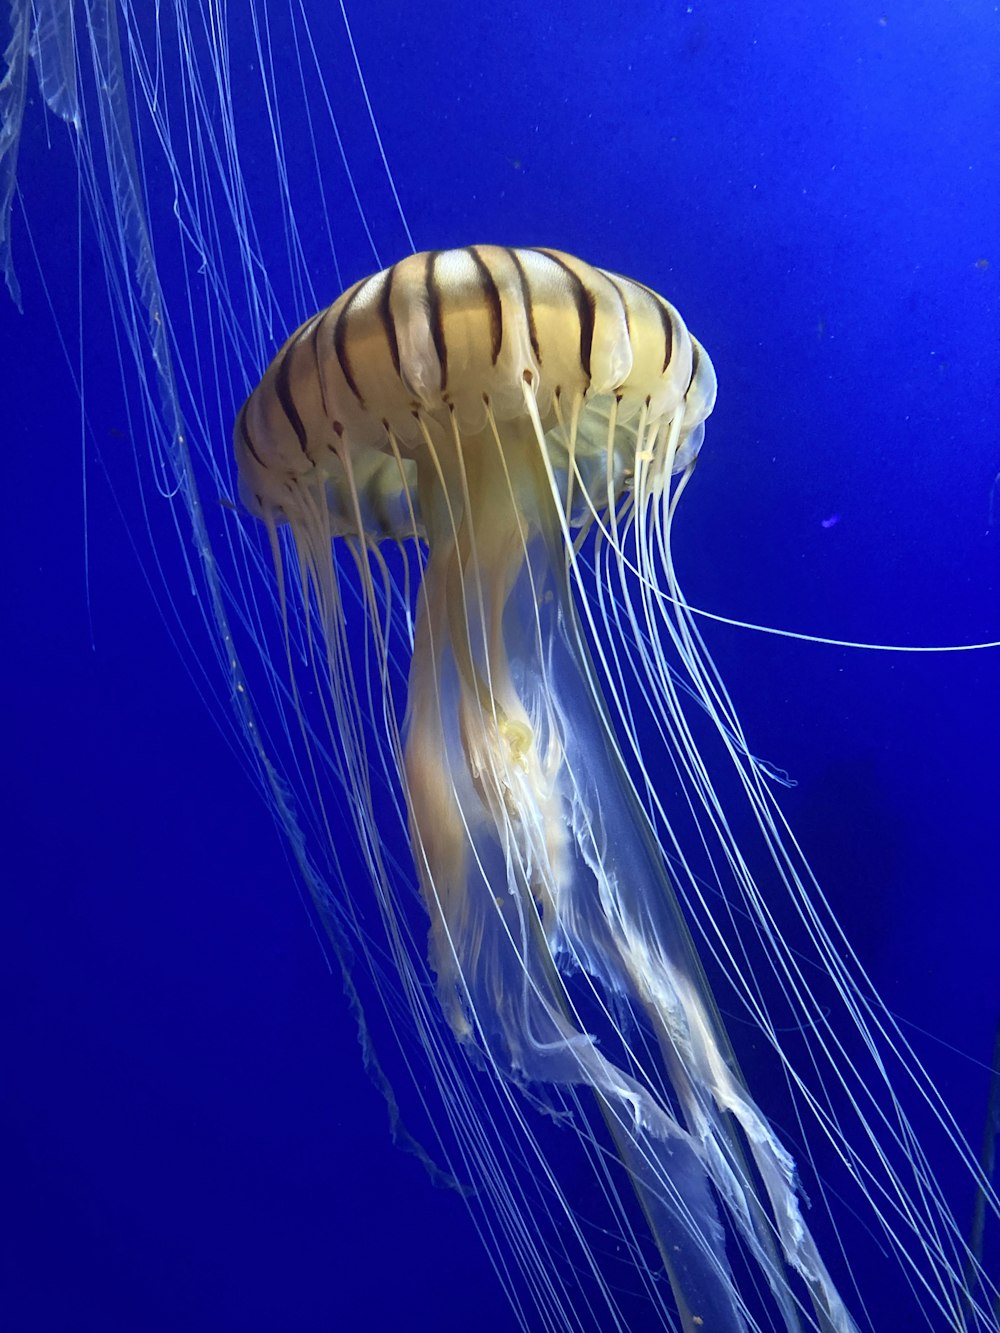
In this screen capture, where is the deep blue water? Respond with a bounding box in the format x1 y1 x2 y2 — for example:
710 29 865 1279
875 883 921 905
2 3 998 1330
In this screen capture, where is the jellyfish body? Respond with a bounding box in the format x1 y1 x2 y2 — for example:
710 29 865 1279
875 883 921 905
235 247 859 1332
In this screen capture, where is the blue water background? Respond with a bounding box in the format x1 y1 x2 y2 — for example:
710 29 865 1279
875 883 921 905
3 3 998 1329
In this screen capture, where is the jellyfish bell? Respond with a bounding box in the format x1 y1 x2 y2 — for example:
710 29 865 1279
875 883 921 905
235 246 711 523
230 245 990 1333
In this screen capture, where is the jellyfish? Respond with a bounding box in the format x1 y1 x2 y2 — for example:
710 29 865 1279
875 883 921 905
231 244 849 1329
232 246 995 1331
4 4 998 1331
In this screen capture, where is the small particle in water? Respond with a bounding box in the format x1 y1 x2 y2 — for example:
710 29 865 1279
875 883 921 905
821 513 841 529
